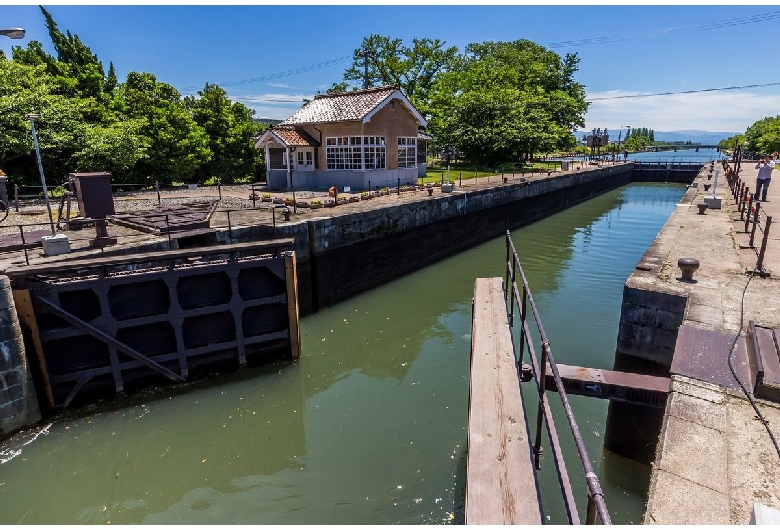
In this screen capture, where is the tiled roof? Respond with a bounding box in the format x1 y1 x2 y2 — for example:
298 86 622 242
280 86 400 125
269 127 320 147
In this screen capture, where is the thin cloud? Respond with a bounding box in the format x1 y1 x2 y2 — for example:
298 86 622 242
584 89 780 132
230 93 312 105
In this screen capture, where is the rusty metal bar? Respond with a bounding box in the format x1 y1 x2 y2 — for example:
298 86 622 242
756 215 772 272
19 224 28 265
14 183 19 212
35 296 185 383
745 196 756 233
505 231 611 524
748 202 761 248
510 274 580 523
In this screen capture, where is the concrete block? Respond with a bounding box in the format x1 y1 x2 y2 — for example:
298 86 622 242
751 503 780 525
655 308 684 330
653 327 680 351
656 415 728 494
41 234 71 256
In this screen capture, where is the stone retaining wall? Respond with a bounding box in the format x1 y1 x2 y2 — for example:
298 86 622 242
220 165 634 313
0 276 40 437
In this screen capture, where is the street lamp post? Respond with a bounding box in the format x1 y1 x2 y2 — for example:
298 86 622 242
0 27 25 39
25 114 56 236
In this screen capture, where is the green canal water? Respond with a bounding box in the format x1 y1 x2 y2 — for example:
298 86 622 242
0 183 684 524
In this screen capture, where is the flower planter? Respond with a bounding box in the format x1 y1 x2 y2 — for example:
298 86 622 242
349 196 360 203
261 197 272 202
324 200 336 208
283 199 295 206
296 201 309 208
310 203 323 209
360 194 371 200
380 190 389 196
272 197 284 204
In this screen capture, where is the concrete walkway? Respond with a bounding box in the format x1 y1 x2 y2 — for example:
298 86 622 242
642 160 780 524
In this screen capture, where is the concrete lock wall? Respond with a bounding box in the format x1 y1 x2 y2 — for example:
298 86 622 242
0 275 41 438
220 165 634 314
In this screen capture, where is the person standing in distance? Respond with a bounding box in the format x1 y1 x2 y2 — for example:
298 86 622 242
754 153 775 202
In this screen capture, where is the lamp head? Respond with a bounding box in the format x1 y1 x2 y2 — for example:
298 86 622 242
0 28 25 39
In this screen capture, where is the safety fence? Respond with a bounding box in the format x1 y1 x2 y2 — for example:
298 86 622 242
724 160 773 275
504 231 611 524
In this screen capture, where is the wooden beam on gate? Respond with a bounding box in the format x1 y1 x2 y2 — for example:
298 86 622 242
467 278 542 525
35 296 185 383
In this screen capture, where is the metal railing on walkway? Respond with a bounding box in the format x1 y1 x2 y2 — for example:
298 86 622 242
504 230 611 525
724 160 773 275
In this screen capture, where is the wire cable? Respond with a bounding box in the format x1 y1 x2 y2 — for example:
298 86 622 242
726 270 780 460
587 82 780 101
547 10 780 49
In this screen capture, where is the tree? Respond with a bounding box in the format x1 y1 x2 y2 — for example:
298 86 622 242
429 39 588 165
40 6 109 98
744 116 780 154
341 34 459 116
114 72 211 183
184 83 262 183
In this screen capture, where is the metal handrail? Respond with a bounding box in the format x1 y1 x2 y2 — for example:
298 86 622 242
504 230 611 525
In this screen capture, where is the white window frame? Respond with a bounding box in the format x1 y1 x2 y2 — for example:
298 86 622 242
397 137 417 168
326 136 386 171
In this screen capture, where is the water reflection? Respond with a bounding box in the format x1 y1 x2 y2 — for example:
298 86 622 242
0 183 684 525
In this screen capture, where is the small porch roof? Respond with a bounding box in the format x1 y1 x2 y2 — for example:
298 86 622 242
255 127 320 149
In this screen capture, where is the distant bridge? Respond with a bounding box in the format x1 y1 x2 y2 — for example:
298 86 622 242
644 145 721 152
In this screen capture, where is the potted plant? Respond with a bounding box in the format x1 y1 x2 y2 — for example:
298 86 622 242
324 199 336 208
360 191 371 200
296 200 309 208
283 196 295 206
261 193 272 202
272 197 284 204
336 195 348 205
380 187 390 196
310 199 323 209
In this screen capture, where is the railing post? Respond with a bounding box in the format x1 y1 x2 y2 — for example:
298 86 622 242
165 214 172 248
155 180 161 205
745 194 755 233
748 202 761 248
756 215 772 271
19 225 28 265
14 184 19 212
227 210 233 242
586 494 597 525
533 340 549 470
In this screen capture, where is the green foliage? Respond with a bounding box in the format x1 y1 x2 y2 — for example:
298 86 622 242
184 83 263 184
341 34 459 116
428 39 587 165
744 116 780 154
0 8 266 187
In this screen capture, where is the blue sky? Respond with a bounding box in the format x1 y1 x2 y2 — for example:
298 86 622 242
3 2 779 134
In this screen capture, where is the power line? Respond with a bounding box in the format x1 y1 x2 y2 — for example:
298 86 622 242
547 10 780 48
175 9 780 94
587 82 780 101
177 55 352 94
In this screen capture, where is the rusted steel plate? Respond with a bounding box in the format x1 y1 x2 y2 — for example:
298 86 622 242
755 326 780 401
671 324 754 391
553 364 670 393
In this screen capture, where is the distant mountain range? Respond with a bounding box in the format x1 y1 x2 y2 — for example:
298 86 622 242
653 130 738 144
254 118 282 125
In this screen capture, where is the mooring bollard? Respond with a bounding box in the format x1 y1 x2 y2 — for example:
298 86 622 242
697 203 708 214
678 257 700 281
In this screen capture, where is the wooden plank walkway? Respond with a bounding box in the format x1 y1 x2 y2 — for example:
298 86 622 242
467 277 542 525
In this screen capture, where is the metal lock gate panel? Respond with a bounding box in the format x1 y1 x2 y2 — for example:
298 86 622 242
9 241 299 409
